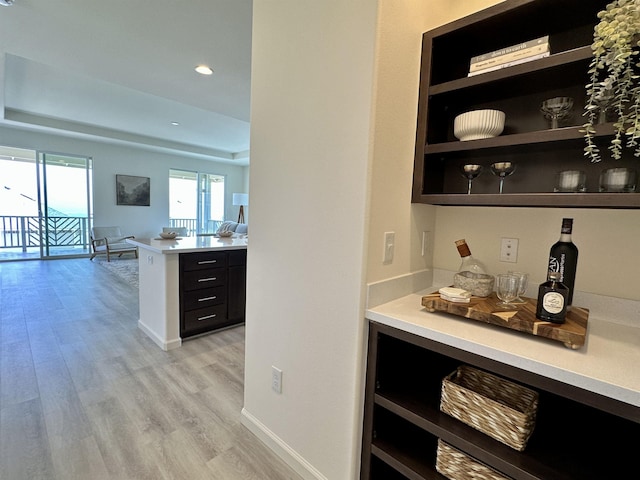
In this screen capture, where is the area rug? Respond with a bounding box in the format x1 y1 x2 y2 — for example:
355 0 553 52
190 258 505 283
93 256 139 288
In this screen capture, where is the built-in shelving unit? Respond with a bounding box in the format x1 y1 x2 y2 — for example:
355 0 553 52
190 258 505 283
360 321 640 479
412 0 640 208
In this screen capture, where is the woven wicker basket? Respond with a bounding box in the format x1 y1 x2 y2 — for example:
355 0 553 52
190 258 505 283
436 439 512 480
440 365 539 451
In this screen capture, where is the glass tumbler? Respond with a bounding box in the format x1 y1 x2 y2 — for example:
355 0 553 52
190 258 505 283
508 271 529 304
495 273 519 309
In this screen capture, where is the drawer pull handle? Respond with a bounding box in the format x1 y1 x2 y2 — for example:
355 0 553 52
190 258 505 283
198 296 217 302
198 260 217 264
197 314 217 321
198 277 217 282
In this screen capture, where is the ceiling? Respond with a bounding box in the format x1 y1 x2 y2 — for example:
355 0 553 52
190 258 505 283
0 0 252 165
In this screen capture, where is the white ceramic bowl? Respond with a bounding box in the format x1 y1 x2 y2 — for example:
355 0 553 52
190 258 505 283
217 230 233 237
159 232 178 239
454 109 505 141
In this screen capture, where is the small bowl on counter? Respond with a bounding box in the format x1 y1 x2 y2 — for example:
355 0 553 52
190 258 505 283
217 230 233 237
159 231 178 239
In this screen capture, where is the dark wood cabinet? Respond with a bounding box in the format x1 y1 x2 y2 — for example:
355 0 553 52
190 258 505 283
227 249 247 321
360 321 640 479
412 0 640 208
179 249 246 338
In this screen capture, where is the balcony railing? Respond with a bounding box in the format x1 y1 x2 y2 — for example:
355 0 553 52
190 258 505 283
169 218 224 236
0 216 225 253
0 215 90 251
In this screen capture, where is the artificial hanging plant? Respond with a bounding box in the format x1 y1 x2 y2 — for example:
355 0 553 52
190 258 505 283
583 0 640 162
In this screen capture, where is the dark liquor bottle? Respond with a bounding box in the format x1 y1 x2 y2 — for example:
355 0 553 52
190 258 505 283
548 218 578 305
536 271 569 323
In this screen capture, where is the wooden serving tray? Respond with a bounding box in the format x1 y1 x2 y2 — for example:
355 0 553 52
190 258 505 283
421 291 588 349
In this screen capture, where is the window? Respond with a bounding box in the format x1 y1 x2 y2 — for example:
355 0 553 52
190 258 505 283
169 169 225 235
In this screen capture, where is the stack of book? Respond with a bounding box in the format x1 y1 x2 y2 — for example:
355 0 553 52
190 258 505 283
468 36 550 77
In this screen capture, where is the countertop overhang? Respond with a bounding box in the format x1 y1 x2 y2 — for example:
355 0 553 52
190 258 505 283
366 289 640 409
127 236 248 254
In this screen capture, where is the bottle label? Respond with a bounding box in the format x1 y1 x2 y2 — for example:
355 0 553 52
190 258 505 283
542 292 564 314
548 253 566 282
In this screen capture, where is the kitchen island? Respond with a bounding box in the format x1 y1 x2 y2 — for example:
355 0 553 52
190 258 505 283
361 279 640 479
127 236 248 350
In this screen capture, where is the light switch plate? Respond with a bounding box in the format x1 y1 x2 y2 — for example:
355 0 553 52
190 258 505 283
383 232 395 264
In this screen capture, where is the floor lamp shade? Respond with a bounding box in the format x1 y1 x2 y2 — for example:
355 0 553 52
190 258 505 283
232 193 248 223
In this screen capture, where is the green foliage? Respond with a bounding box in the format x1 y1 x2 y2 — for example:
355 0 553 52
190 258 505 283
584 0 640 162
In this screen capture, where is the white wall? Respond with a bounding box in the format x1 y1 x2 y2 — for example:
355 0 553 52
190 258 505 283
0 125 247 238
366 0 504 283
247 0 640 478
243 1 378 478
364 0 640 304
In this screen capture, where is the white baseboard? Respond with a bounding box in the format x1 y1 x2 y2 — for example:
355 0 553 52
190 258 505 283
137 319 182 350
240 408 327 480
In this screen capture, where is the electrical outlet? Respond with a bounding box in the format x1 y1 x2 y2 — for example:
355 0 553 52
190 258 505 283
383 232 395 264
500 238 519 263
146 255 153 265
271 366 282 394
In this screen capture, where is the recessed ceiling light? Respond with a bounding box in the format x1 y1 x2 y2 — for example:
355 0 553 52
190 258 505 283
171 121 180 126
195 65 213 75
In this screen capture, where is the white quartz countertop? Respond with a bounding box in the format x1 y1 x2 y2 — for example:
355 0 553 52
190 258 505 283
366 289 640 408
127 236 248 254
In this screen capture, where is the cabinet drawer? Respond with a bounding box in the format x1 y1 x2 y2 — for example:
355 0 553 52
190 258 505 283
183 304 228 332
182 268 226 291
181 252 227 271
182 286 226 311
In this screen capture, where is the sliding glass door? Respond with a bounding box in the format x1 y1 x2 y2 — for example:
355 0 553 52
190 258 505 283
169 169 225 235
37 152 93 258
0 146 92 261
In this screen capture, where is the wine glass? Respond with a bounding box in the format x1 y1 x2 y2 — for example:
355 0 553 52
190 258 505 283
496 273 519 309
593 88 614 124
508 271 529 304
490 162 516 194
541 97 573 129
460 164 483 194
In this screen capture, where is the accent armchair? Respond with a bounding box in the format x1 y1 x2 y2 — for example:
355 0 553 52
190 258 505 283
90 226 138 262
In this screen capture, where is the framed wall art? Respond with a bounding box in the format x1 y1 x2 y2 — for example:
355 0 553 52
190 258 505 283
116 174 150 206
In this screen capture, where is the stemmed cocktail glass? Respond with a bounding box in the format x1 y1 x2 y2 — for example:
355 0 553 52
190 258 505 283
460 164 483 194
490 162 516 194
541 97 573 129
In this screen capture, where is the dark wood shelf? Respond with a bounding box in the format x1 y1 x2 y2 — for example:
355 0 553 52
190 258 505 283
428 46 593 96
371 442 438 480
360 322 640 480
424 124 616 154
411 0 637 209
413 192 640 208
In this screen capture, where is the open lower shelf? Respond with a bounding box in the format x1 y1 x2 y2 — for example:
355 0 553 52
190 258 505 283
362 324 640 480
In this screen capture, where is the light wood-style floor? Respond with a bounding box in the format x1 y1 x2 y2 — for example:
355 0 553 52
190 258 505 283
0 259 302 480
